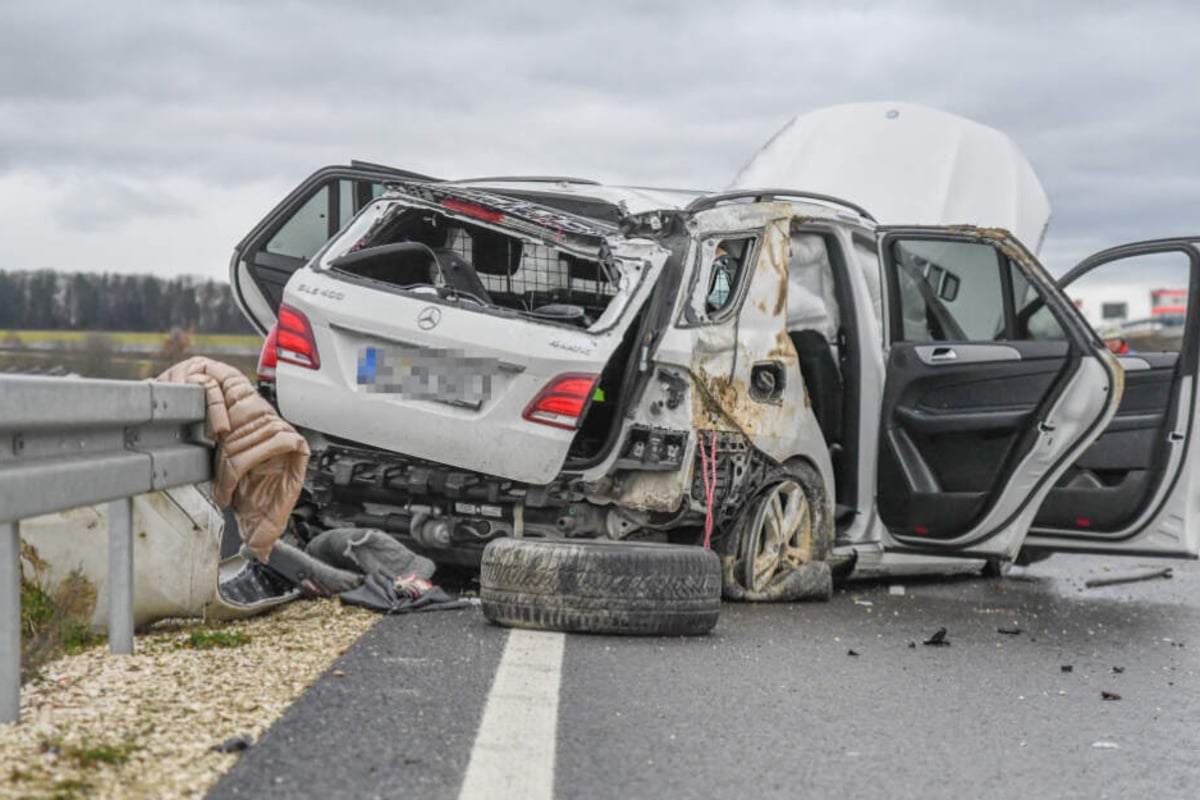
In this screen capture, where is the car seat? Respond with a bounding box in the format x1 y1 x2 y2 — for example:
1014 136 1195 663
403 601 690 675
432 248 492 304
789 329 842 445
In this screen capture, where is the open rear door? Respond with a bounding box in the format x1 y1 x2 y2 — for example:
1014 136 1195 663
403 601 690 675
230 162 437 334
1024 237 1200 558
874 228 1119 560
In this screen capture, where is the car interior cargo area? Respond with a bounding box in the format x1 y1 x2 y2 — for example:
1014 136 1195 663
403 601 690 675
326 203 617 328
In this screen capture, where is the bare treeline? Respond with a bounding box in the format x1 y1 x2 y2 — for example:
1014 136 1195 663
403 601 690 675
0 270 254 333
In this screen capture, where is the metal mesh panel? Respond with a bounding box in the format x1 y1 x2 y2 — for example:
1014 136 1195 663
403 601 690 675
444 226 615 307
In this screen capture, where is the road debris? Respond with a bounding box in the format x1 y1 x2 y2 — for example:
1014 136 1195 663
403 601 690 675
1112 666 1125 674
1101 690 1122 701
1061 665 1074 673
212 735 253 754
847 649 860 657
1084 567 1172 588
1092 741 1120 749
923 627 950 647
997 626 1022 635
889 585 906 596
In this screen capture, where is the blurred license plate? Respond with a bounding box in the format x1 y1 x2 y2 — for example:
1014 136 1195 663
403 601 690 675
356 346 495 409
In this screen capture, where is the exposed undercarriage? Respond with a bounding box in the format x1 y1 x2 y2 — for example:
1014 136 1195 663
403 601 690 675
296 433 777 566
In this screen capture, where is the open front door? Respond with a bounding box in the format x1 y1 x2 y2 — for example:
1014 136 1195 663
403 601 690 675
229 162 436 334
875 228 1119 560
1024 237 1200 558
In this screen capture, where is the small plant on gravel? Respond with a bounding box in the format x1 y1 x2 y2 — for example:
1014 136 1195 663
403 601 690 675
67 740 140 768
43 737 141 770
48 777 95 800
19 541 100 681
179 629 251 650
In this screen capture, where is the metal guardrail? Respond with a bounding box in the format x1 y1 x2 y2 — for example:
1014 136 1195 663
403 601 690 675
1 375 212 724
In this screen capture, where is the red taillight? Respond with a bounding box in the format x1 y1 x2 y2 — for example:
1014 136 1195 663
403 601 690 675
523 373 599 430
257 324 279 381
276 304 320 370
442 198 504 223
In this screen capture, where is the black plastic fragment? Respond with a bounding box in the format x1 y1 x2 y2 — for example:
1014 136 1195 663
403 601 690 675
923 627 950 647
213 734 254 753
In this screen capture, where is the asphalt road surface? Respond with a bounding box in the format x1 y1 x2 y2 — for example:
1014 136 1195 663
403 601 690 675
208 555 1200 800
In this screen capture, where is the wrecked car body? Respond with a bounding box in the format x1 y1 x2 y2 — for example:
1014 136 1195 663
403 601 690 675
226 108 1200 597
232 151 1200 595
235 176 850 597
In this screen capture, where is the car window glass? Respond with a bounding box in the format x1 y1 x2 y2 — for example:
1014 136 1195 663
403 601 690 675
852 238 883 329
693 236 757 321
338 180 390 228
266 185 330 260
1061 250 1191 353
891 239 1002 342
1009 263 1067 341
338 180 356 228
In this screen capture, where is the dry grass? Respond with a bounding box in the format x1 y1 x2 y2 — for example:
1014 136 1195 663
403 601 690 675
19 542 102 684
1 600 379 799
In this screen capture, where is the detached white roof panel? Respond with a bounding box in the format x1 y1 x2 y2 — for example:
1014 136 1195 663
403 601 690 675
731 102 1051 253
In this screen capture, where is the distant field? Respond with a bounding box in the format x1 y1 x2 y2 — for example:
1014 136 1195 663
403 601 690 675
2 330 262 348
1 329 261 380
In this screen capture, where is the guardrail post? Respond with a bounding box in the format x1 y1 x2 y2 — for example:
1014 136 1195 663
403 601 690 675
1 521 19 724
107 498 134 655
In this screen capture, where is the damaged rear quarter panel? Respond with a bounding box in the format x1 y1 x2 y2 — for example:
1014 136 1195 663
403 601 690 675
685 213 825 464
634 204 834 517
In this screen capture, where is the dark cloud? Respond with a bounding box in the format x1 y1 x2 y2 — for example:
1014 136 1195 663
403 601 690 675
1 0 1198 275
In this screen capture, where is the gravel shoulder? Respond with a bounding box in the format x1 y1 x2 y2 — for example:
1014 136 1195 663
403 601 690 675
1 598 378 799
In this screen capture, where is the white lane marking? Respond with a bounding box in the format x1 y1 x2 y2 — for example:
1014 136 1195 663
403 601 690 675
458 629 566 800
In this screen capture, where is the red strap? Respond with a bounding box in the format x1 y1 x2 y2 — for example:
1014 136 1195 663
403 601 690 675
699 432 718 549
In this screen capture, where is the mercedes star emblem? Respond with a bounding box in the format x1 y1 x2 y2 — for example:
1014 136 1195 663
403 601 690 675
417 306 442 330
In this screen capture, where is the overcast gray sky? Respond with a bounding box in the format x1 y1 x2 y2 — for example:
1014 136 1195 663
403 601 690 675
1 0 1196 280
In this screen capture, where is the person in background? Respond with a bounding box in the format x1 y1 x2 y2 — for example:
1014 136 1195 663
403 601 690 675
1102 326 1131 355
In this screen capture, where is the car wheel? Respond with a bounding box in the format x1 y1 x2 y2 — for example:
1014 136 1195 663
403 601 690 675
480 538 722 636
726 459 833 601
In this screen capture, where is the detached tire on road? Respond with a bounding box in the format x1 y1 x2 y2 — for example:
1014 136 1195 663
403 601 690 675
480 538 722 636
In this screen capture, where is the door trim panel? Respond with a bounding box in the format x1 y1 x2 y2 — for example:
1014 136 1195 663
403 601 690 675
915 344 1022 365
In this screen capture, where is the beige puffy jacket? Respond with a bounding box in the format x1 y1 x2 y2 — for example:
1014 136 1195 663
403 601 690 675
157 357 309 561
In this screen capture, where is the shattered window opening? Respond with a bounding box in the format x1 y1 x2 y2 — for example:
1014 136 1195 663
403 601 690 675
320 198 621 325
688 235 759 323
